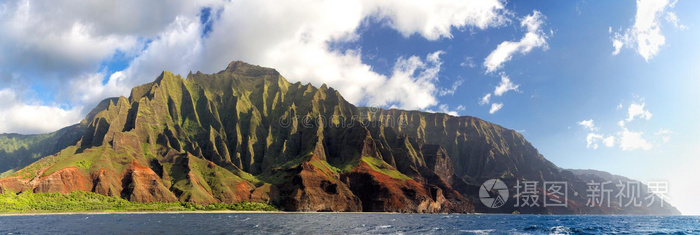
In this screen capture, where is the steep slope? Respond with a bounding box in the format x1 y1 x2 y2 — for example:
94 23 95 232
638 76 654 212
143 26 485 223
0 62 470 213
0 98 117 176
0 61 679 214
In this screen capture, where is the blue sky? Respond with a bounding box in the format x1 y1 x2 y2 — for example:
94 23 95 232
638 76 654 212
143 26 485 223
0 0 698 214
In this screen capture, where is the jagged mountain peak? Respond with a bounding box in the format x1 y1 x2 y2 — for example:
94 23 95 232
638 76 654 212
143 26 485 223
222 60 280 76
0 61 679 215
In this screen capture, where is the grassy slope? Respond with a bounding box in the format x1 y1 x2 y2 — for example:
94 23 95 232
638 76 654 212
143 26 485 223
0 127 80 176
0 191 277 214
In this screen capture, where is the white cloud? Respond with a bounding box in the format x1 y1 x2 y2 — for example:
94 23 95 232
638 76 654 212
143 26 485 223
478 73 519 113
0 0 513 133
603 136 616 147
479 93 491 105
366 51 444 110
489 103 503 114
0 0 207 79
665 11 687 30
120 0 511 111
618 127 652 151
0 0 216 133
438 104 459 116
493 74 520 96
626 100 653 122
655 128 673 143
460 56 476 68
586 133 603 150
371 0 509 40
438 80 464 96
585 133 615 150
612 38 624 55
579 98 665 151
456 105 466 111
484 10 549 73
610 0 683 61
615 100 656 151
0 89 83 134
577 119 598 132
425 103 461 116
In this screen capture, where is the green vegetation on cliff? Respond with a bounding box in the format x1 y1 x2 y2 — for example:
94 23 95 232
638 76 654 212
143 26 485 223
0 191 277 213
360 156 412 180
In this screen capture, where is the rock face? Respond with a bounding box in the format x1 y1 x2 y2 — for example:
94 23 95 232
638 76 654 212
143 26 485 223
121 161 178 203
0 61 680 215
276 156 362 212
33 167 91 194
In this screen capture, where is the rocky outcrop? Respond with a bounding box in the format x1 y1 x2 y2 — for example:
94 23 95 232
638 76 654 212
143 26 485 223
345 161 441 213
33 167 91 194
121 161 178 203
421 144 454 185
277 156 362 212
91 168 121 196
249 184 279 204
0 177 26 194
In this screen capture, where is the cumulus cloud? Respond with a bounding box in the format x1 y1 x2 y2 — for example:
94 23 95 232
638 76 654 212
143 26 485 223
603 136 616 148
371 0 509 40
580 119 613 150
0 0 215 133
107 0 512 111
0 89 83 134
438 104 459 116
617 100 654 151
610 0 684 61
438 80 464 96
493 74 520 96
477 73 520 113
626 100 653 122
585 133 615 150
479 93 491 105
0 0 512 133
579 99 664 151
425 103 462 116
367 51 445 110
489 103 503 114
484 10 549 73
477 10 546 114
0 0 208 79
577 119 598 132
618 128 652 151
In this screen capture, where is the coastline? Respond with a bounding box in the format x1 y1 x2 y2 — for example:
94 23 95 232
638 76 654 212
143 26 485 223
0 210 418 216
0 211 690 217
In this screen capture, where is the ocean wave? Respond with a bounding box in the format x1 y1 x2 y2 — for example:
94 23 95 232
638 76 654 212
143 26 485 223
459 229 495 234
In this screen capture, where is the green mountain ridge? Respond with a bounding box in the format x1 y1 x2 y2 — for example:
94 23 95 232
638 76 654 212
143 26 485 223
0 98 118 177
0 61 680 214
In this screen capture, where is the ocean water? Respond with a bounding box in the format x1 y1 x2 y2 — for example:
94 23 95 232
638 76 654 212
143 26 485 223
0 213 698 234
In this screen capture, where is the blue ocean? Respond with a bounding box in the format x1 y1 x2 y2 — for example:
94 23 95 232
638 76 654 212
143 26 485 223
0 213 698 234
